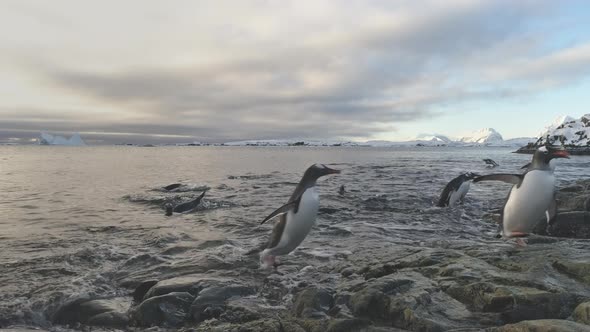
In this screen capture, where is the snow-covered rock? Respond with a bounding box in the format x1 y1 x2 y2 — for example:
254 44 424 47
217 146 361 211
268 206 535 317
39 132 86 146
459 128 504 145
532 114 590 147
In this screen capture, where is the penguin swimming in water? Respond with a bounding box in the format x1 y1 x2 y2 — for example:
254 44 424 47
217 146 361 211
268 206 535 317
483 159 499 168
437 172 480 207
163 190 207 216
474 146 569 238
259 164 340 268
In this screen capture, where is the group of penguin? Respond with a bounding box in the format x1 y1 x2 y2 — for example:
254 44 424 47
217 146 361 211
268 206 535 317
256 145 570 269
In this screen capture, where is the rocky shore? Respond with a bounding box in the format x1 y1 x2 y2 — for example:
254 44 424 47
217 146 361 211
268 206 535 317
4 180 590 332
515 145 590 155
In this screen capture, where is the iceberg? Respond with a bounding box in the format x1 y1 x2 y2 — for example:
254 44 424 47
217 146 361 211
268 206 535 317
39 132 86 146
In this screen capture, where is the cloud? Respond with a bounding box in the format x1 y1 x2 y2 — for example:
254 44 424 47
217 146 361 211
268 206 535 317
2 0 589 143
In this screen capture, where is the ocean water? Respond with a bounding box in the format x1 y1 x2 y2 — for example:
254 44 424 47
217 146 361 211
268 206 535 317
1 146 589 329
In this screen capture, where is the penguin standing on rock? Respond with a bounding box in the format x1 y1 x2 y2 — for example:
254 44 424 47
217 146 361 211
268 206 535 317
259 164 340 268
474 146 569 239
437 172 480 207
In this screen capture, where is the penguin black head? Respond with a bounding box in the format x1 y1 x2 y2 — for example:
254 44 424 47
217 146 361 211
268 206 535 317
462 172 480 180
164 203 173 216
532 146 570 167
304 164 341 180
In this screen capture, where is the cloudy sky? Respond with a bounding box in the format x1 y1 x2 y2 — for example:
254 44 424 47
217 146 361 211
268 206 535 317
2 0 590 144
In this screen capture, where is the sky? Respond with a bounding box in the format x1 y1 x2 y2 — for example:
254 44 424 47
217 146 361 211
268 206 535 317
2 0 590 144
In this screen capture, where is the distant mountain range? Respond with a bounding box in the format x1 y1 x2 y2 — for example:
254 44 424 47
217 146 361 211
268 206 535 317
28 115 590 149
223 128 535 147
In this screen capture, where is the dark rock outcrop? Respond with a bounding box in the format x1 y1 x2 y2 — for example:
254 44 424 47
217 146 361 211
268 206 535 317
488 319 590 331
51 297 129 328
131 292 194 327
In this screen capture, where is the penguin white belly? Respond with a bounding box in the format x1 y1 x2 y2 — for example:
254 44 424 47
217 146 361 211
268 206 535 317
449 182 470 207
273 187 319 255
503 170 555 237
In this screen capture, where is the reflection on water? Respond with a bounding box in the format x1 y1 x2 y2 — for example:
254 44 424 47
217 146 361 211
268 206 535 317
0 146 588 328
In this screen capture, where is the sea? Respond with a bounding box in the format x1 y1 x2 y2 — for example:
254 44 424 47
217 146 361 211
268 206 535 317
1 145 589 330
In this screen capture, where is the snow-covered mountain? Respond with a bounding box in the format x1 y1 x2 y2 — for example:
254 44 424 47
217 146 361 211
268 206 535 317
223 130 533 147
458 128 504 145
531 114 590 147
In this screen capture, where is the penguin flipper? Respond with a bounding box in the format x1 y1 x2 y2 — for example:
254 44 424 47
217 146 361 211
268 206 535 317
473 174 523 185
267 217 287 249
260 196 301 225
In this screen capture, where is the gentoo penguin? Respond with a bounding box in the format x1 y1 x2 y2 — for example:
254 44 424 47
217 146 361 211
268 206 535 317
172 189 207 213
437 172 480 207
259 164 340 268
474 146 569 238
164 203 174 216
483 159 499 168
163 183 182 191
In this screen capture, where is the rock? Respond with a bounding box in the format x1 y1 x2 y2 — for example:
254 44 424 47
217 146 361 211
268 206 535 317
132 291 194 327
144 275 219 299
553 261 590 285
340 267 356 277
447 282 578 323
573 301 590 325
349 288 390 320
488 319 590 331
0 329 51 332
350 269 479 331
87 311 129 328
193 318 307 332
325 318 371 332
447 282 514 312
133 280 158 302
218 297 265 324
51 297 129 327
292 287 334 318
547 212 590 238
190 284 256 322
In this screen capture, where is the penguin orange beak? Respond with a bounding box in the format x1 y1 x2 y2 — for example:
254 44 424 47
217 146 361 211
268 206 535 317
551 150 570 159
325 167 341 174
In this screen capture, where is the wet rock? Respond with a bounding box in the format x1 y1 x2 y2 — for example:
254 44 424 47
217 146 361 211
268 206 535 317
144 275 219 299
193 319 307 332
1 328 51 332
547 212 590 238
325 318 371 332
553 261 590 285
51 297 129 327
349 287 390 320
133 279 158 302
558 195 590 212
292 287 334 318
488 319 590 331
190 284 256 322
447 282 578 322
447 282 514 312
132 291 194 327
217 297 269 324
573 301 590 325
340 267 356 277
87 311 129 328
